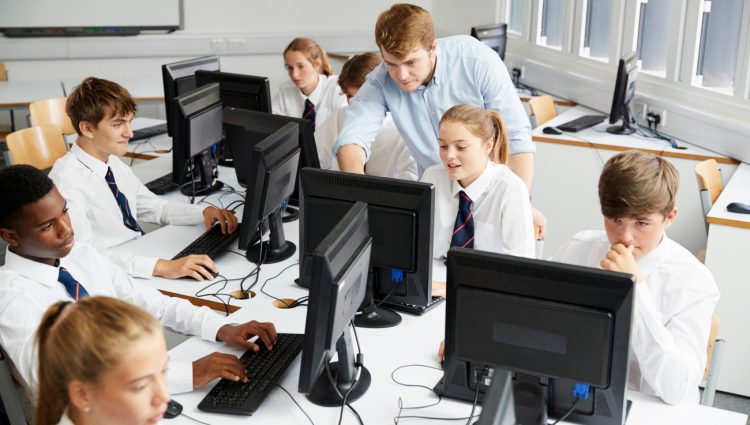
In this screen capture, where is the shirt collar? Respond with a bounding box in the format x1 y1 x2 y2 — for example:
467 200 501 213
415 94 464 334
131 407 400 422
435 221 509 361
636 233 669 277
71 142 111 178
300 74 326 106
3 247 61 289
451 162 494 203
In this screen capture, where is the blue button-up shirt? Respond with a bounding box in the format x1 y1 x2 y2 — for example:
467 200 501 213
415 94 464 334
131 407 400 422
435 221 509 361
333 35 534 173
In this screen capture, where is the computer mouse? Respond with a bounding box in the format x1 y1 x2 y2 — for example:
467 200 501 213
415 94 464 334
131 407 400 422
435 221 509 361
164 399 183 419
542 126 563 135
727 202 750 214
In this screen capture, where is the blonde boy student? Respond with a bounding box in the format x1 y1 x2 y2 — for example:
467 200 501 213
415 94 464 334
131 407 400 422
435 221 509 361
550 150 719 405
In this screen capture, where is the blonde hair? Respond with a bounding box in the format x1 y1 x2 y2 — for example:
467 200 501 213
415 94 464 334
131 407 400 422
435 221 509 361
35 297 162 425
440 104 510 164
598 150 679 218
284 37 333 76
338 52 382 92
375 3 435 57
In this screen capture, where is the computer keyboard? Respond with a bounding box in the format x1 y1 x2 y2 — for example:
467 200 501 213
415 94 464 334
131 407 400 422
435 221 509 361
556 114 607 132
130 122 168 142
144 173 176 195
385 296 445 315
172 222 242 260
198 333 304 415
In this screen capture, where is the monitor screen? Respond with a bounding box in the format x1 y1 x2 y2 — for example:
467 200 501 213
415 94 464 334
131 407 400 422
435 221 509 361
607 51 638 135
471 23 508 61
162 56 220 137
298 201 372 406
299 169 434 315
437 248 634 425
171 83 223 195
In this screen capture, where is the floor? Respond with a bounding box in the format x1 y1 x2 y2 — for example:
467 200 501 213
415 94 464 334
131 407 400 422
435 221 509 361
710 390 750 424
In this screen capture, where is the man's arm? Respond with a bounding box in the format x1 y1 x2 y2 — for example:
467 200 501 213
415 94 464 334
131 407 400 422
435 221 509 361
337 144 367 174
507 152 533 189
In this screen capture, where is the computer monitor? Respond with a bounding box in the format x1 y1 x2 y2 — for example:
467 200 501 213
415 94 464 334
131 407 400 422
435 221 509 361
162 56 220 137
238 122 300 264
471 23 508 61
298 201 373 406
436 248 634 425
299 168 436 328
171 83 224 196
223 107 319 204
607 51 638 135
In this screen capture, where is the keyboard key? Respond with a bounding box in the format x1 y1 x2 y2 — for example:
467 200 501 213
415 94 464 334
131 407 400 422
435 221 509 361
172 223 242 260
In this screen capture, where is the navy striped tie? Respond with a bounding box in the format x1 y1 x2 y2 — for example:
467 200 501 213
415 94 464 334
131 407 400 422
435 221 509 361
451 191 474 249
303 98 316 128
105 167 144 235
58 267 89 301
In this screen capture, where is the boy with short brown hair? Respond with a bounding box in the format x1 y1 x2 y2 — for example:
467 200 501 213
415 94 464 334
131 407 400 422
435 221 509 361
551 150 719 405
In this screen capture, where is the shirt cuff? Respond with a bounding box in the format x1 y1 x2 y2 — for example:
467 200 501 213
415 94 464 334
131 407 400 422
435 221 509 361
167 359 194 394
508 135 536 154
133 256 160 279
332 140 372 162
199 309 229 342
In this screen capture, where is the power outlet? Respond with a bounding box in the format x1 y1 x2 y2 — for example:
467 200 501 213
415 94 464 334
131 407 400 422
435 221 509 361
647 106 667 128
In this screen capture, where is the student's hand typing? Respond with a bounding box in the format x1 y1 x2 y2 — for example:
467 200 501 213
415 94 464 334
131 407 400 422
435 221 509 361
600 244 644 284
203 207 238 234
192 352 248 388
431 280 447 299
216 321 278 352
532 207 547 240
154 255 217 281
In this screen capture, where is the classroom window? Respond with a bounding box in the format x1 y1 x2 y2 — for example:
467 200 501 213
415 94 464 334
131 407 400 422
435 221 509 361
580 0 613 61
538 0 565 50
508 0 525 34
635 0 672 77
693 0 744 94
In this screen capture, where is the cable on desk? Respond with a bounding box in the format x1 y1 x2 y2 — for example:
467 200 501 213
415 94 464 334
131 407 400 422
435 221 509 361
179 412 211 425
276 383 315 425
464 376 482 425
259 261 306 307
549 399 580 425
323 320 365 425
194 273 240 317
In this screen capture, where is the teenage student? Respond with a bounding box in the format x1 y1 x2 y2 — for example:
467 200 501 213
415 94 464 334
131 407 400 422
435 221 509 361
549 150 719 405
49 77 238 281
0 165 277 397
424 104 535 298
332 4 546 238
36 297 170 425
272 37 347 130
315 52 418 180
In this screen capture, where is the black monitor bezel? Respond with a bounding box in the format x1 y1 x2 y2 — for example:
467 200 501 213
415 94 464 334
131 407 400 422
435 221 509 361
161 55 220 137
471 23 508 61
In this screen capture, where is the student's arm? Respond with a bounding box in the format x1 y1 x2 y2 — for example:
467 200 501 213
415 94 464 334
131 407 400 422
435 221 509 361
0 290 45 393
332 79 388 174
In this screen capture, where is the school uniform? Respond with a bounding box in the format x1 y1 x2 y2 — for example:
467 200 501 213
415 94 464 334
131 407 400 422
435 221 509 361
49 143 206 278
421 162 535 259
315 106 419 180
0 244 227 395
272 74 347 131
550 230 720 405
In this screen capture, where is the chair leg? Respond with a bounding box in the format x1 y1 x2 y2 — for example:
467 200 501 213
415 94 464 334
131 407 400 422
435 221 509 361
701 338 725 406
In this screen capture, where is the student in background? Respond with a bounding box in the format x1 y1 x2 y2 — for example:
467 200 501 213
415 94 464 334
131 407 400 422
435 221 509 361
549 150 719 405
423 104 535 261
49 77 238 281
36 297 169 425
315 52 418 180
273 37 347 130
0 165 277 397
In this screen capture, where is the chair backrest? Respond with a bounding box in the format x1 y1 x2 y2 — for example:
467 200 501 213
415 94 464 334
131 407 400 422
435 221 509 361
704 314 720 381
527 95 557 127
695 159 723 206
6 125 68 169
0 63 8 81
29 97 76 136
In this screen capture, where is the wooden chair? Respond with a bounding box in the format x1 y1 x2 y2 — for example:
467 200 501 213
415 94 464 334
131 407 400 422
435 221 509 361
527 95 557 127
6 125 68 170
694 159 723 233
701 314 725 406
29 97 76 136
0 63 7 81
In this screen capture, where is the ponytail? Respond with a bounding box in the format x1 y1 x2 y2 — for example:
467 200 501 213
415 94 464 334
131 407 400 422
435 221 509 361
488 111 509 165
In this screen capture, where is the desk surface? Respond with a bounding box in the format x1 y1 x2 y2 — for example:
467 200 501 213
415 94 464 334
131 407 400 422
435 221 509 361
533 106 738 164
517 87 577 107
63 77 164 102
706 162 750 228
0 80 65 107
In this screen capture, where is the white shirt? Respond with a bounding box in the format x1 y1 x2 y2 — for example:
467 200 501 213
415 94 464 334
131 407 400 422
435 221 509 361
272 74 347 131
421 162 535 259
55 410 163 425
315 106 418 180
0 244 226 395
49 143 205 278
550 230 720 405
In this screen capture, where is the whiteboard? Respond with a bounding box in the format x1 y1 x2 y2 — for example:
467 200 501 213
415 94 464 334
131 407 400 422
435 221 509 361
0 0 181 30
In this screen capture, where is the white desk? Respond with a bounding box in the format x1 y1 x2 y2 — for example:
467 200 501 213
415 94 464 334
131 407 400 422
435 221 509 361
705 162 750 396
0 80 65 108
63 77 164 103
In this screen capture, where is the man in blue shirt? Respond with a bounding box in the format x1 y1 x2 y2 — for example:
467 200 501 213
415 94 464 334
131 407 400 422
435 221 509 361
334 4 545 236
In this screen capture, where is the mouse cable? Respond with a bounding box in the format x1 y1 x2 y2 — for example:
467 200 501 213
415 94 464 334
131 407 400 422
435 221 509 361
464 377 482 425
259 261 302 304
276 384 315 425
194 274 242 316
549 398 580 425
179 412 210 425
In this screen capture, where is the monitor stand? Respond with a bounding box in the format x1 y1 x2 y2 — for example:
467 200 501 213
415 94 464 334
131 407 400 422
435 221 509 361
217 137 235 167
245 209 296 264
180 151 223 197
353 271 402 328
306 328 371 406
606 106 635 135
